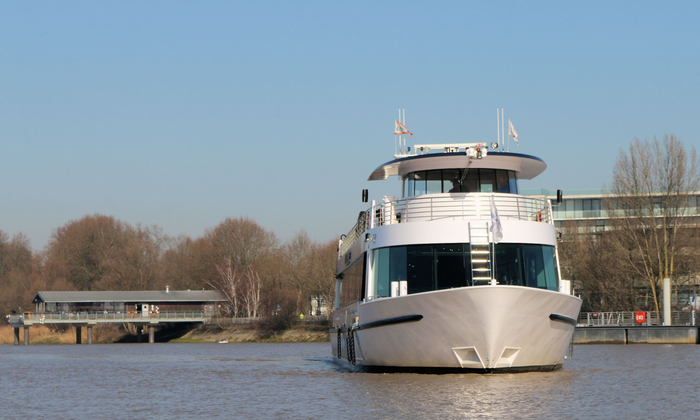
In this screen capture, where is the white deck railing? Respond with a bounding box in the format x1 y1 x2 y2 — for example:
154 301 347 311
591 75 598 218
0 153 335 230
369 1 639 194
339 193 552 256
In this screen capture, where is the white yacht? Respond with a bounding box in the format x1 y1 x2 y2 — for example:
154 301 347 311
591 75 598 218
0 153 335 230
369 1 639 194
331 140 582 372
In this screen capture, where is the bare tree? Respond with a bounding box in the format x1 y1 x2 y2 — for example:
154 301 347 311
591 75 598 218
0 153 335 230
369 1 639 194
558 222 637 311
605 135 700 313
210 257 240 317
242 267 262 318
203 218 278 317
0 232 37 314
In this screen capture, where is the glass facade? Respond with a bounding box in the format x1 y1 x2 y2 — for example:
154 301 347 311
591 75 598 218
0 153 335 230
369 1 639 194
371 243 558 297
403 169 518 197
551 198 603 219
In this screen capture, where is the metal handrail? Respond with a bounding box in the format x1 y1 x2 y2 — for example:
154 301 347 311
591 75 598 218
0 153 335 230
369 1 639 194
338 193 552 256
578 311 697 326
339 210 369 255
19 310 212 322
375 193 552 226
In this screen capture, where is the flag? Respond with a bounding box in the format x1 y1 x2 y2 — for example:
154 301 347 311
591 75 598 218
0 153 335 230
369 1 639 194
490 197 503 243
508 119 518 144
395 120 413 137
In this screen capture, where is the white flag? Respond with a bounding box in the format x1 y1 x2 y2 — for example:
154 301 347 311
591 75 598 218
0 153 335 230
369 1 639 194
395 120 413 137
490 197 503 243
508 119 518 144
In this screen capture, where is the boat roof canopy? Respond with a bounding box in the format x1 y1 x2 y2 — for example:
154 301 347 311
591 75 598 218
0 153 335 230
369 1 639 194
368 152 546 181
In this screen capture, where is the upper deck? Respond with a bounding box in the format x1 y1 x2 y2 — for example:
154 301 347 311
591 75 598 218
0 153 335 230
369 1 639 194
339 143 552 257
339 193 553 256
368 143 547 181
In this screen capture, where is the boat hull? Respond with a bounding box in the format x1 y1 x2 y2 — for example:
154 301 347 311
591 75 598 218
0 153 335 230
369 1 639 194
332 286 581 372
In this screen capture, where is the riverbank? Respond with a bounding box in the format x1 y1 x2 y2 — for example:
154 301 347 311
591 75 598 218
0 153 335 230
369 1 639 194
174 323 330 343
0 322 330 344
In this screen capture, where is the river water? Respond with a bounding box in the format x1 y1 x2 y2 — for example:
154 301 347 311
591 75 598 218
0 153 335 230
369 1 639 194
1 343 698 419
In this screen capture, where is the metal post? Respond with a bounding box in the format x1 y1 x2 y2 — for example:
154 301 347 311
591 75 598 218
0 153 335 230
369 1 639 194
76 326 82 344
692 283 697 326
663 277 671 325
148 326 154 344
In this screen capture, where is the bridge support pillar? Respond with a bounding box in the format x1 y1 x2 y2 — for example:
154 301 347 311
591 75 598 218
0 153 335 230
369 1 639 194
149 326 154 344
14 327 20 345
136 327 142 343
87 326 93 344
76 326 82 344
24 327 30 345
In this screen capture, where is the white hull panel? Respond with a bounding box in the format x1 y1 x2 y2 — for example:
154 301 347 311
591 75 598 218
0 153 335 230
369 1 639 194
333 286 581 372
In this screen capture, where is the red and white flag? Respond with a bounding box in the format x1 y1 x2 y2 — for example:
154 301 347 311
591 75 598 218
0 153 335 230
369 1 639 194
508 119 518 144
395 120 413 137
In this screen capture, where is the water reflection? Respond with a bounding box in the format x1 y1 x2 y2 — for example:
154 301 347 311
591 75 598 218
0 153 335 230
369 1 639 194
1 343 698 419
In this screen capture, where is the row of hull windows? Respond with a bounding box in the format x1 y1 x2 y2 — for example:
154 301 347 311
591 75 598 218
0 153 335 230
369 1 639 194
371 243 558 297
337 243 559 308
403 169 518 197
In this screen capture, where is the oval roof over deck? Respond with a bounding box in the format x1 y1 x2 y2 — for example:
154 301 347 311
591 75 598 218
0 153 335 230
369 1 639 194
368 151 547 181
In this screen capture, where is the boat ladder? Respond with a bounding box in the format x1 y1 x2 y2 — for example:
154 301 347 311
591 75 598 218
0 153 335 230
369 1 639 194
468 221 493 286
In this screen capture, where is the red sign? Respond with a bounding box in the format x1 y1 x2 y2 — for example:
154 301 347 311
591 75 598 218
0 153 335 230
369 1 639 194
635 311 646 324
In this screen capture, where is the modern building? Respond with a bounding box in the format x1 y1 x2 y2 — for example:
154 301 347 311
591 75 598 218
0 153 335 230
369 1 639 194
522 188 700 233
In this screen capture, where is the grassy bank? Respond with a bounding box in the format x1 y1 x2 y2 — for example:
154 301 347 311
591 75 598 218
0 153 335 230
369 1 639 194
0 321 330 344
173 321 330 343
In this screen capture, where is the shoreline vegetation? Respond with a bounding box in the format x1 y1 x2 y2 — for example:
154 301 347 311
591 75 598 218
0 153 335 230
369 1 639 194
0 322 330 345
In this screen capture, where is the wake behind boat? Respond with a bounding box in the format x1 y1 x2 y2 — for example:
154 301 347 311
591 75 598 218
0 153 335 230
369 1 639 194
331 120 582 373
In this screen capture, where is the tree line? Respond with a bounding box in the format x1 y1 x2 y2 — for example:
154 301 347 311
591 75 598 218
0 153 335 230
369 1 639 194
0 216 338 320
3 135 698 317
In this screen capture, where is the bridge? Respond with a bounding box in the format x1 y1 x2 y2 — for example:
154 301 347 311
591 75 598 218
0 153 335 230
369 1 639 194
7 289 228 345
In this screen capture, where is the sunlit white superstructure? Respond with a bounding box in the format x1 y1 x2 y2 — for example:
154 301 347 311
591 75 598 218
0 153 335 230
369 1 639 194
331 140 582 372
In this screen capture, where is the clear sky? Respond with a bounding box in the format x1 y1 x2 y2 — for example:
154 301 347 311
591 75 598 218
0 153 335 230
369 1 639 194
2 1 699 251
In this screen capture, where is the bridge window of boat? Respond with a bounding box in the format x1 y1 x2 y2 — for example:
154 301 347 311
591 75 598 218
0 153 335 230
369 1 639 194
370 243 558 297
403 169 518 197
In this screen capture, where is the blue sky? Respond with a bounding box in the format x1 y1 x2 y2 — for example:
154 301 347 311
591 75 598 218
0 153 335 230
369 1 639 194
2 1 699 251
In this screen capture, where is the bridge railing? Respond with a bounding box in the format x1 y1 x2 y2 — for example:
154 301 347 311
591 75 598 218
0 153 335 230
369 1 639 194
18 310 212 322
578 311 697 326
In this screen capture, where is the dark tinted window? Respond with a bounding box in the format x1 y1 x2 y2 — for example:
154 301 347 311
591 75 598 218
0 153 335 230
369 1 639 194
372 243 558 295
403 169 519 196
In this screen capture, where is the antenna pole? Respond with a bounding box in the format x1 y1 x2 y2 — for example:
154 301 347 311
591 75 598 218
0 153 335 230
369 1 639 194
398 109 402 154
502 108 506 152
496 109 500 151
402 109 406 153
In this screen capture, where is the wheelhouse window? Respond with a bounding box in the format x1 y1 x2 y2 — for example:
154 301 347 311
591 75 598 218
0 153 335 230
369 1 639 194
371 243 558 297
402 169 519 197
